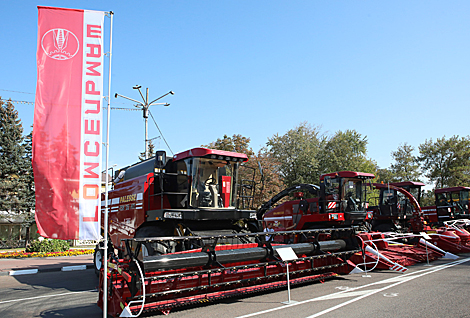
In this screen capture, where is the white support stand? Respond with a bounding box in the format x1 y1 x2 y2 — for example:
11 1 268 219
420 232 433 267
362 250 371 277
277 247 299 305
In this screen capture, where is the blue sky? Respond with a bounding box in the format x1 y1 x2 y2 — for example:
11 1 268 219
1 1 469 175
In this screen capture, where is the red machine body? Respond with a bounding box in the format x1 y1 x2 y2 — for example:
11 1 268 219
395 184 470 225
260 171 375 232
367 182 428 233
97 147 257 266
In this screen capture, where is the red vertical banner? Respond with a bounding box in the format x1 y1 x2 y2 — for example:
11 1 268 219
33 6 104 240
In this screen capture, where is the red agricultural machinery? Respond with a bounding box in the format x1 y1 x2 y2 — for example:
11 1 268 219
364 181 470 260
96 148 468 317
422 186 470 224
258 171 375 233
367 182 427 233
98 229 361 317
96 150 365 316
94 147 258 274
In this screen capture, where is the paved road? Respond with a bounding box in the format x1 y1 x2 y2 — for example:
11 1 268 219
0 255 469 318
0 254 94 275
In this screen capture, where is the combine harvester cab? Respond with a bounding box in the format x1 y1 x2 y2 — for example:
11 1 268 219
259 171 375 235
367 182 427 233
389 183 470 254
429 187 470 224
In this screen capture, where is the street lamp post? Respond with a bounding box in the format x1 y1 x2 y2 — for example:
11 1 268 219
115 86 174 159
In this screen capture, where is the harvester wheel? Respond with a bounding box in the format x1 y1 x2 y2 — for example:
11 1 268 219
135 225 175 255
93 247 103 277
93 241 113 277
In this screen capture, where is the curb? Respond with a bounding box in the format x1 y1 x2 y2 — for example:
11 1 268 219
0 264 94 276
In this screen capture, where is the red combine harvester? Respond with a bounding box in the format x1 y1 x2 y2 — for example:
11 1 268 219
367 182 427 233
363 181 470 264
258 171 375 233
422 186 470 225
97 149 363 317
94 147 258 273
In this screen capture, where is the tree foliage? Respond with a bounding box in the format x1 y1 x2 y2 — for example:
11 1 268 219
374 167 396 184
21 130 35 229
203 134 284 208
389 142 422 182
319 129 376 174
267 122 323 187
138 139 156 161
203 134 254 158
0 99 30 214
250 148 285 208
418 136 470 188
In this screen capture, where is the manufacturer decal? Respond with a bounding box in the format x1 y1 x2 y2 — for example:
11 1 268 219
41 28 79 60
119 194 137 204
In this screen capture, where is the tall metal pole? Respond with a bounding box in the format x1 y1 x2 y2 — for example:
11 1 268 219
115 89 173 160
145 88 149 159
103 11 114 318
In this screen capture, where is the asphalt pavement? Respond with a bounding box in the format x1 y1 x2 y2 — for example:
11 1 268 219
0 253 94 276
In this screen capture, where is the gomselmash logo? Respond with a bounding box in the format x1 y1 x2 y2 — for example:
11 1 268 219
41 28 79 60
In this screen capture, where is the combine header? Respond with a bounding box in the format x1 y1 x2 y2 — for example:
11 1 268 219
98 228 361 317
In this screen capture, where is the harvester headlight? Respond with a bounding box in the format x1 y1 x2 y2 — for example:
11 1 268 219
329 213 339 220
164 212 183 219
249 212 257 220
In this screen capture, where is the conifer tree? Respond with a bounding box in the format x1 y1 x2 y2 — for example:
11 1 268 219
0 98 28 214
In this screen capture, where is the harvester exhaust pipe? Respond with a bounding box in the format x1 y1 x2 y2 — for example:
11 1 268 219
143 240 347 272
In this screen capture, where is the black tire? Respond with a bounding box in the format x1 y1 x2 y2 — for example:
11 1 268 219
135 225 174 256
93 241 114 277
93 243 104 277
247 221 260 233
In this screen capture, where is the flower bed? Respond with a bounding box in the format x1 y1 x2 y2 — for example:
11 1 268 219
0 249 94 258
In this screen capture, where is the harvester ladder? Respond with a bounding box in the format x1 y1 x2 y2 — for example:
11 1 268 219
238 165 256 209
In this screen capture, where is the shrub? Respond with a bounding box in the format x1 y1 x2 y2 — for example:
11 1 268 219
26 239 70 253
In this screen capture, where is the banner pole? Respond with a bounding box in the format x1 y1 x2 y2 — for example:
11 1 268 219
103 10 114 318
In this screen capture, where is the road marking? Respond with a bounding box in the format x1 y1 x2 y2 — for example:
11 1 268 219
315 289 382 300
235 257 470 318
0 289 97 305
9 269 39 276
61 265 88 271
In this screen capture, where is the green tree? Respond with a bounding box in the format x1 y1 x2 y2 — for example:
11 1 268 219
420 189 435 207
20 129 35 243
374 167 396 184
319 129 375 174
203 134 255 158
250 148 285 208
202 134 283 209
389 143 421 182
418 136 470 188
138 139 156 161
0 99 28 213
267 122 324 187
